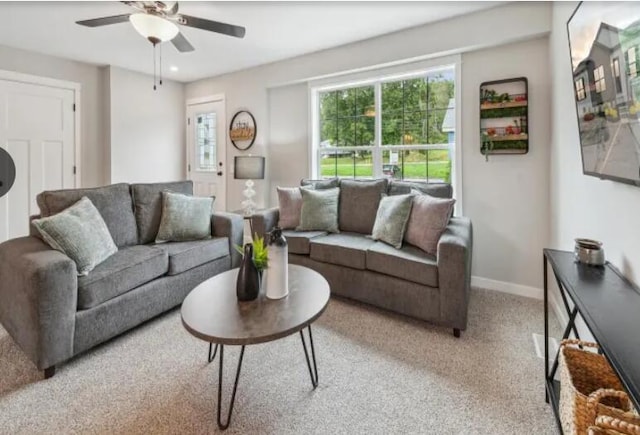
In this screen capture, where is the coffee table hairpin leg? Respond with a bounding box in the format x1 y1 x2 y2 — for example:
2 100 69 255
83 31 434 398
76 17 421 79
217 344 246 431
300 325 319 388
208 342 219 363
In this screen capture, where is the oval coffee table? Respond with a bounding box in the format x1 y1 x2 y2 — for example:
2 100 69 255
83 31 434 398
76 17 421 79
181 264 330 430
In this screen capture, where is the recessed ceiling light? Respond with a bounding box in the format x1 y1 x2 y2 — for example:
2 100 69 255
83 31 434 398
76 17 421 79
170 66 179 72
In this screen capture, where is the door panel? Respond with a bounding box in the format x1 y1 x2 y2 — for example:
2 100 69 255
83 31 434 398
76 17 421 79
186 100 226 211
0 79 76 242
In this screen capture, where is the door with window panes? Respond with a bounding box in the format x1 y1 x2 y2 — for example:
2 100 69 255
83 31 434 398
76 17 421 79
186 100 226 211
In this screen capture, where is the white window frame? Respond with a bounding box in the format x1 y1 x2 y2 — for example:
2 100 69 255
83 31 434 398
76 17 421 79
594 65 606 93
308 55 462 212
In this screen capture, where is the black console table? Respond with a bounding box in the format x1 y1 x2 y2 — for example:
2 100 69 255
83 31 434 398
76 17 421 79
543 249 640 433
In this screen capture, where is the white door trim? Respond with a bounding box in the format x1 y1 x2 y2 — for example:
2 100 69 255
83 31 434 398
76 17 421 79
0 69 82 187
186 94 225 106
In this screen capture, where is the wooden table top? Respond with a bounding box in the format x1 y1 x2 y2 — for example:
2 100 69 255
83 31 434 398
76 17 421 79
181 265 330 345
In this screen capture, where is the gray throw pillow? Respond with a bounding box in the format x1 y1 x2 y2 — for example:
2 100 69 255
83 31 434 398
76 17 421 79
32 197 118 276
371 193 415 249
277 187 303 230
156 191 214 242
297 187 340 233
404 191 456 255
300 178 340 189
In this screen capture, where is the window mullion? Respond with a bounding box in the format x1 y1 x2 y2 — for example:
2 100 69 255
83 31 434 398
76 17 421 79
373 81 382 178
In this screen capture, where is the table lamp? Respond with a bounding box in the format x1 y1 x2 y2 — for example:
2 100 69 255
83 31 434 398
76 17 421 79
234 155 265 216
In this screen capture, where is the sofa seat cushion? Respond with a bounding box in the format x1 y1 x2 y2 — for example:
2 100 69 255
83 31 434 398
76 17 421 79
156 238 229 275
366 242 438 287
283 230 327 255
77 245 168 310
310 232 376 270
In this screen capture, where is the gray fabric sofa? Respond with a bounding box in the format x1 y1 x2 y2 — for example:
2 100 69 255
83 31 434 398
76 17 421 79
0 181 243 378
252 179 473 336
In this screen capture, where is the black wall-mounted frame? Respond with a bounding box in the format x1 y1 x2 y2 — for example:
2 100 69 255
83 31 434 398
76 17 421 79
229 110 257 151
480 77 529 157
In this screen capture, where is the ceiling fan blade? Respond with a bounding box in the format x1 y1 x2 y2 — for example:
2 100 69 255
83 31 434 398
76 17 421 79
178 14 245 38
172 32 194 52
76 14 131 27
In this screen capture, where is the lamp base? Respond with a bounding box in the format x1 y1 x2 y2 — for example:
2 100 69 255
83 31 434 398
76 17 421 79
241 179 256 216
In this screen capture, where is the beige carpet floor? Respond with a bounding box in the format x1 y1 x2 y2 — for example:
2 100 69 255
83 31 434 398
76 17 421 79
0 289 560 434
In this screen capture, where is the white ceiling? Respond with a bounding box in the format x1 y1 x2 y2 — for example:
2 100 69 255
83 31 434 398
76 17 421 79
0 1 499 82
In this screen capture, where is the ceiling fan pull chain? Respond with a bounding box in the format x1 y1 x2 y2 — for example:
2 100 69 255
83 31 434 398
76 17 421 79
153 42 157 91
159 43 163 86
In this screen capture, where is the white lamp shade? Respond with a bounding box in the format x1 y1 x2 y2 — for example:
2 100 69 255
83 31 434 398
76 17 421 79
130 13 179 42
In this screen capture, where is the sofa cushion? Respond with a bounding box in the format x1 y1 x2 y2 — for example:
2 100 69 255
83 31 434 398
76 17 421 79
131 181 194 244
32 197 118 276
156 191 214 242
297 187 340 233
310 232 376 270
37 183 137 248
388 180 452 199
277 187 303 229
338 179 388 234
366 241 438 287
156 238 229 275
282 230 327 255
371 193 414 249
77 245 168 310
405 193 455 255
300 178 340 189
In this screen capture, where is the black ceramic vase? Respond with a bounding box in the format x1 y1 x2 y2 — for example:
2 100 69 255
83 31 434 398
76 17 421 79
236 243 260 301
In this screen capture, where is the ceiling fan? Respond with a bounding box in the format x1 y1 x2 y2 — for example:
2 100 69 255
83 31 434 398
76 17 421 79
76 1 246 53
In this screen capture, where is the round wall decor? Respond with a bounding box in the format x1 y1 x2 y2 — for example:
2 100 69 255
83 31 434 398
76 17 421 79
229 110 257 150
0 148 16 198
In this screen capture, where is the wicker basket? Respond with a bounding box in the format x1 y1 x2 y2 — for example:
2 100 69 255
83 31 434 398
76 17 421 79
588 415 640 435
559 339 635 434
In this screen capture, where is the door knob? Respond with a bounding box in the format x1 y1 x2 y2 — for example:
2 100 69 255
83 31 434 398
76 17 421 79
217 171 223 176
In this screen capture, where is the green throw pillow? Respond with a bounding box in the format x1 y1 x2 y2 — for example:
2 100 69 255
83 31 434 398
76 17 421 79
371 193 415 249
32 196 118 276
297 187 340 233
156 191 214 242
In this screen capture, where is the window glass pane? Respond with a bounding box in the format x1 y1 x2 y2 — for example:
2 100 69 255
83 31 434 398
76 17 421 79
320 119 337 147
354 150 373 178
427 109 449 144
382 150 403 180
427 71 455 110
427 149 452 183
356 117 375 146
337 118 356 146
320 152 338 178
381 113 402 145
337 88 356 118
196 112 216 171
401 150 427 181
356 87 375 117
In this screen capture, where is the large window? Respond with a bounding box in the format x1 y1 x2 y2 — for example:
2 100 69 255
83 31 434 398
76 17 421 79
313 66 456 184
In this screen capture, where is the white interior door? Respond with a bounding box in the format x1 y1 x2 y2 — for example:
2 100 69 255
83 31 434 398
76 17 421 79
0 79 76 243
186 99 226 211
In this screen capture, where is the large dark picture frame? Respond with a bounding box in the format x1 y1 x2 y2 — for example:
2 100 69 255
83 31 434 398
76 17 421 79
567 2 640 186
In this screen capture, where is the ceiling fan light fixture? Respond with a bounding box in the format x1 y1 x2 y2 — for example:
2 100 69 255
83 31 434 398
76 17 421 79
129 13 179 43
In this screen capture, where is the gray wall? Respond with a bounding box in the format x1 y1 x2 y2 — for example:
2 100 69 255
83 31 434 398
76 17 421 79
107 66 185 184
0 44 106 187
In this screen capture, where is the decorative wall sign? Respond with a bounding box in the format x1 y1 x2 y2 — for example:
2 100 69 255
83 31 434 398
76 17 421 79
0 148 16 198
229 110 257 150
480 77 529 160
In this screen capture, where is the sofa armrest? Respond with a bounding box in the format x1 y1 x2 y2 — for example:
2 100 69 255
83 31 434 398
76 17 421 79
0 236 77 370
212 212 244 268
437 217 473 331
251 207 280 239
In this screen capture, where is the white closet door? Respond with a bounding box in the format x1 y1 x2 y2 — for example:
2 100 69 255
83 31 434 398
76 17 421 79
0 79 75 242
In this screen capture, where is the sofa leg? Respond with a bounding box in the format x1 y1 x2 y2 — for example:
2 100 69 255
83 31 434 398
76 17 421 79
44 366 55 379
453 328 461 338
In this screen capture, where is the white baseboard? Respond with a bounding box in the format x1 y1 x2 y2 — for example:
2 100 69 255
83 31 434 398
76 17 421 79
471 275 569 326
471 276 543 300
